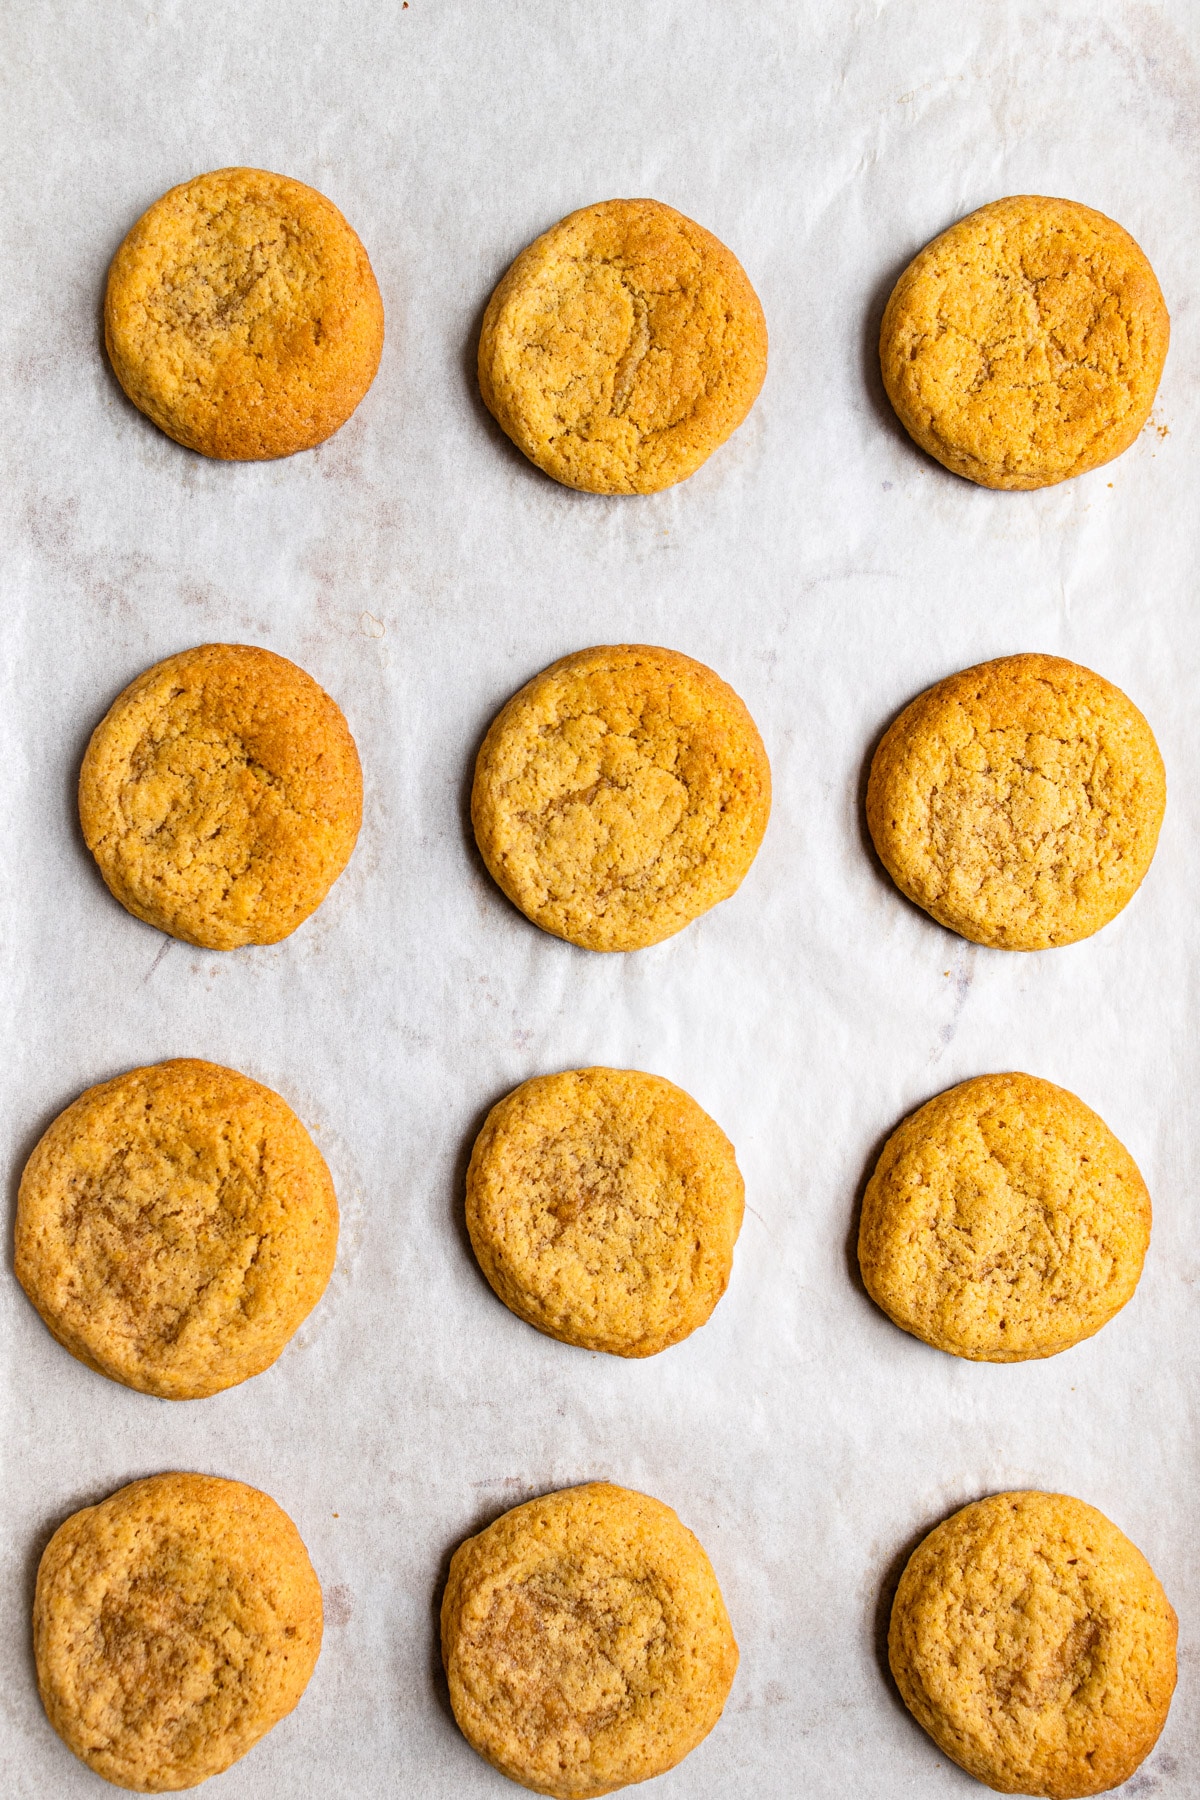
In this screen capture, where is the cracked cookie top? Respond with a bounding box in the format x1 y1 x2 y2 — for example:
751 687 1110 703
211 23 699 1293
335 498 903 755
466 1066 744 1357
879 195 1169 489
15 1058 339 1399
471 644 771 952
478 198 768 493
79 642 363 950
858 1073 1151 1362
34 1472 323 1791
889 1491 1177 1797
105 166 384 460
866 653 1165 950
441 1482 738 1798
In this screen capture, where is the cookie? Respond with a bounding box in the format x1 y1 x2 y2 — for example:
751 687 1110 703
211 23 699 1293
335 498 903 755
478 198 767 493
889 1491 1177 1797
79 643 363 950
879 196 1169 489
442 1482 738 1797
467 1067 744 1357
15 1058 338 1399
472 644 771 951
34 1472 322 1791
105 166 384 459
858 1073 1150 1362
866 654 1165 950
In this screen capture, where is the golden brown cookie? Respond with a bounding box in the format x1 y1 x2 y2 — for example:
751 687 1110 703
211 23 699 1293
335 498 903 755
15 1058 338 1399
889 1491 1177 1797
879 196 1169 489
472 644 771 951
478 198 767 493
105 166 384 459
79 643 363 950
467 1067 744 1356
34 1472 322 1791
866 654 1165 950
858 1073 1150 1362
442 1482 738 1797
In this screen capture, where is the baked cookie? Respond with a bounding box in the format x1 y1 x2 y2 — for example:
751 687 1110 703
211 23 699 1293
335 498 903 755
467 1067 744 1356
879 196 1169 488
105 166 384 459
866 654 1165 950
472 644 771 951
478 198 767 493
34 1472 322 1791
889 1491 1177 1797
15 1058 338 1399
442 1482 738 1797
858 1073 1150 1362
80 643 363 950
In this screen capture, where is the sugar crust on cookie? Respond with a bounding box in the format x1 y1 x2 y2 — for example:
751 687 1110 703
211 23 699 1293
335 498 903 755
889 1490 1177 1797
467 1066 744 1356
15 1058 338 1399
441 1482 738 1798
471 644 771 952
479 198 767 493
79 642 363 951
34 1472 323 1792
858 1073 1151 1361
879 195 1168 489
866 653 1165 950
105 166 384 460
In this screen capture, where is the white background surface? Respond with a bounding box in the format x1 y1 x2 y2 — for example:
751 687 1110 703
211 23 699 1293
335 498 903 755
2 3 1198 1794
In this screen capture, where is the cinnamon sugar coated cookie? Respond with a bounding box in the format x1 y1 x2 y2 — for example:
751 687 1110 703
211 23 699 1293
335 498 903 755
441 1483 738 1797
858 1074 1151 1361
478 199 767 492
34 1473 322 1791
889 1491 1177 1796
105 167 384 459
879 196 1169 488
472 645 771 951
80 643 363 950
15 1059 338 1399
866 655 1165 950
467 1067 744 1356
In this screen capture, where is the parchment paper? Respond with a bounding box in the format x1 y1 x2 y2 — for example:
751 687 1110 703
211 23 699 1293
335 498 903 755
3 3 1199 1793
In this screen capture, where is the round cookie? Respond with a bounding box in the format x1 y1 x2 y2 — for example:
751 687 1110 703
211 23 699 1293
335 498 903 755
879 195 1169 489
858 1073 1151 1362
105 166 384 460
15 1058 338 1399
471 644 771 952
467 1067 744 1356
441 1482 738 1798
866 654 1165 950
478 198 767 493
889 1490 1177 1797
34 1472 322 1791
80 643 363 950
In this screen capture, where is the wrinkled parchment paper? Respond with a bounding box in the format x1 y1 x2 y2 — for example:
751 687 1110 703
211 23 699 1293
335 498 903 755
3 2 1199 1793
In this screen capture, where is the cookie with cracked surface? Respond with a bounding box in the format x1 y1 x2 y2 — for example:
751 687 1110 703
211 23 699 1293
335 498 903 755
15 1058 338 1399
478 198 767 493
467 1067 744 1356
471 644 771 952
105 166 384 459
858 1073 1150 1362
889 1491 1177 1797
80 643 363 950
879 195 1169 489
34 1472 322 1791
442 1482 738 1797
866 654 1165 950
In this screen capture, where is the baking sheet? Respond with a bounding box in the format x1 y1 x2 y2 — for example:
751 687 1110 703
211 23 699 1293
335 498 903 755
3 2 1199 1793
